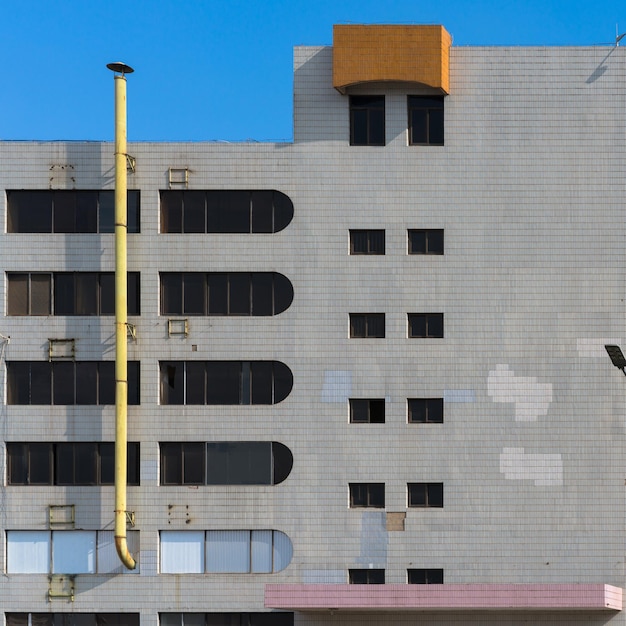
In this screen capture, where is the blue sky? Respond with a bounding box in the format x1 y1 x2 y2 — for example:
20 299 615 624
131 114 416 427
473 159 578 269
2 0 624 142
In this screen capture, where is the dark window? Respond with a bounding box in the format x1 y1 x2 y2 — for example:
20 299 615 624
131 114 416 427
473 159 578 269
350 230 385 255
161 614 294 626
160 272 293 316
408 568 444 584
408 483 444 508
408 313 444 338
7 615 139 626
349 483 385 508
408 96 444 145
7 191 140 233
350 399 385 423
160 190 293 234
408 229 444 255
160 361 292 405
7 273 140 316
350 313 385 338
159 441 292 486
350 96 385 146
349 569 385 584
7 361 139 405
7 442 139 486
408 398 444 423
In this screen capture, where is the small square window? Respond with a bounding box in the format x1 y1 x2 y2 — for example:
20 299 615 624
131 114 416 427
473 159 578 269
408 229 444 255
408 568 444 584
350 96 385 146
408 398 444 423
350 483 385 508
408 96 444 146
350 313 385 338
408 313 444 338
350 230 385 255
350 399 385 423
408 483 444 508
349 568 385 584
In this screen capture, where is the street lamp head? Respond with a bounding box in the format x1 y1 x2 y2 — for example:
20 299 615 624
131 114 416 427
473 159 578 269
106 62 134 76
605 344 626 372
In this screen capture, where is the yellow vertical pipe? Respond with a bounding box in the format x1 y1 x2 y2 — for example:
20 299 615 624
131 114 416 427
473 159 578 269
113 73 136 570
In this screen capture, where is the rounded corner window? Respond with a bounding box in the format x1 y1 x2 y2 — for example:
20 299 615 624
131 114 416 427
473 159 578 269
272 442 293 485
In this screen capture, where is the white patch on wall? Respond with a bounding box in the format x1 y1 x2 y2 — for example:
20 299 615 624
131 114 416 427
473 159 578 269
499 447 563 486
302 570 345 583
577 338 621 358
321 370 352 402
444 389 476 403
487 364 552 421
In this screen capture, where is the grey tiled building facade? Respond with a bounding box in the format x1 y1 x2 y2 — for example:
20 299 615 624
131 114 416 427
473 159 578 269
1 24 625 626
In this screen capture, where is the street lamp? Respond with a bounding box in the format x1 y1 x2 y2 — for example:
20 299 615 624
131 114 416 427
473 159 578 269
605 344 626 376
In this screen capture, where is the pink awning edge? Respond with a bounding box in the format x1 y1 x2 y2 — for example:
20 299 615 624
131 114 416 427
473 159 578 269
265 584 622 611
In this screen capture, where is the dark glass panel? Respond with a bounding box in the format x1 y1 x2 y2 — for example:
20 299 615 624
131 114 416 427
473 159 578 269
75 442 98 485
369 230 385 254
350 230 368 254
272 442 293 485
9 191 53 232
96 615 139 626
76 191 98 233
31 274 52 315
8 443 28 484
30 362 52 404
161 443 182 484
206 361 241 404
161 273 183 315
251 191 273 233
128 361 140 405
100 273 115 315
229 273 251 315
53 362 75 405
127 191 140 233
100 443 115 484
272 191 294 233
30 616 54 626
6 615 29 626
429 229 444 254
56 443 75 484
161 191 183 233
127 272 140 316
7 362 30 404
409 483 426 506
127 442 140 485
368 483 385 507
29 443 53 485
273 273 294 314
369 400 385 423
8 274 29 315
251 361 273 404
429 483 444 507
410 108 428 144
206 442 272 485
54 273 75 315
351 109 368 145
185 361 206 404
98 361 116 405
183 273 206 315
368 314 385 338
207 191 250 233
208 273 228 315
251 613 294 626
429 313 444 338
350 399 369 423
183 191 206 233
350 314 366 338
350 483 367 507
369 108 385 145
251 273 273 316
54 191 78 233
183 442 205 484
408 568 444 584
349 569 368 584
409 229 427 254
429 108 445 145
273 361 293 404
76 361 98 405
98 192 115 233
409 314 427 338
75 273 98 315
161 361 184 404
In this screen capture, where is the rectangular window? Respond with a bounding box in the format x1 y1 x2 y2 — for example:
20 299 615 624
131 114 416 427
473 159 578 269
408 483 444 508
7 361 140 405
7 190 140 233
349 229 385 255
7 442 139 485
408 398 444 423
349 569 385 584
408 96 444 145
349 483 385 508
7 272 140 316
350 313 385 338
408 229 444 255
7 616 139 626
408 313 444 338
350 96 385 146
350 399 385 423
408 568 444 584
161 614 294 626
160 442 205 485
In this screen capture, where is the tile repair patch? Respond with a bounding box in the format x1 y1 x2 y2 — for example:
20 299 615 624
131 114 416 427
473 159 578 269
499 447 563 486
487 364 552 421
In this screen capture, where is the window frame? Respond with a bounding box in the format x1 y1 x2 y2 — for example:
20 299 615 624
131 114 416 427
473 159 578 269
349 398 385 423
407 398 444 424
408 313 444 338
348 568 386 584
408 229 444 255
407 568 444 584
349 229 385 255
349 482 385 508
408 96 444 146
407 482 444 508
349 313 385 338
350 96 385 146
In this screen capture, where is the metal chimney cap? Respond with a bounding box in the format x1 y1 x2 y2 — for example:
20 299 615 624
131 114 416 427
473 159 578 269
106 62 134 75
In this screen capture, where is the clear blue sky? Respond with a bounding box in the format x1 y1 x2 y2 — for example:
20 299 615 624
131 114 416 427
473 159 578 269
2 0 624 142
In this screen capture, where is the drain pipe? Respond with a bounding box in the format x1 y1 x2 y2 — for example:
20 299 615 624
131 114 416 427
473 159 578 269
106 61 136 570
